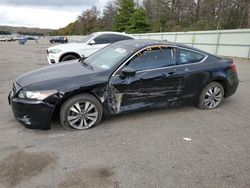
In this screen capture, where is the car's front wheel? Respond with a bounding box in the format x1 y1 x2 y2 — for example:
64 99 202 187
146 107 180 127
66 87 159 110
198 82 224 110
61 54 78 62
60 94 103 130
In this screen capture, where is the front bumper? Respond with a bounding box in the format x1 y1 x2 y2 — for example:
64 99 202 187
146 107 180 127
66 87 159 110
8 91 54 130
47 52 60 64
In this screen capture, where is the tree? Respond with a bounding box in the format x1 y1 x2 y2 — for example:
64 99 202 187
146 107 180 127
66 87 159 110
248 0 250 28
237 0 249 29
52 0 250 35
113 0 135 32
143 0 174 32
100 1 119 31
195 0 202 21
127 7 150 33
78 6 100 34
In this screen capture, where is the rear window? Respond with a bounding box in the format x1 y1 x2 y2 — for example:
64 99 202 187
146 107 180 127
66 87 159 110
178 49 205 64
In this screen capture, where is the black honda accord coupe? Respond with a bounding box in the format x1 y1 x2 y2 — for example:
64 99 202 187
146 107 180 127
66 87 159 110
8 39 239 130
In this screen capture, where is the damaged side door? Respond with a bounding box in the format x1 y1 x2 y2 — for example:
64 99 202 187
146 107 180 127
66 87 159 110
107 45 184 114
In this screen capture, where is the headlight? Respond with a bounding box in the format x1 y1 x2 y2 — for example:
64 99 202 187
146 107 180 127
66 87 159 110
18 90 58 100
48 49 62 54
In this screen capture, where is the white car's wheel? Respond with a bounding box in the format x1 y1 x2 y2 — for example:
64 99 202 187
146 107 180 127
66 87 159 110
61 55 78 62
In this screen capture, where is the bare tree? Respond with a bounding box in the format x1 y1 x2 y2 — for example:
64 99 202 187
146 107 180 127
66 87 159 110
248 0 250 28
78 6 100 34
101 1 119 30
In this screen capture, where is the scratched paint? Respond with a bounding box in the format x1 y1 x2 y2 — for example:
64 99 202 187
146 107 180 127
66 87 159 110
99 82 183 115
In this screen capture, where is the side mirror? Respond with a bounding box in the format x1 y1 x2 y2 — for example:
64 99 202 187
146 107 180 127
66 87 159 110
121 67 136 77
89 40 96 45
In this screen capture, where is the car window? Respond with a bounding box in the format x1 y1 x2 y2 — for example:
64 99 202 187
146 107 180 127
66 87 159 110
85 46 130 70
94 34 111 44
126 47 175 71
79 34 95 43
110 34 133 43
178 49 205 64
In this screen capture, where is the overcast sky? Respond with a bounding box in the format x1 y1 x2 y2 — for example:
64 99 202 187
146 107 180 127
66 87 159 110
0 0 109 29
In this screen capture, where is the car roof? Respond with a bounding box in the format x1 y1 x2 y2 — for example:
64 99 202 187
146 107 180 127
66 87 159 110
111 39 209 55
92 31 135 38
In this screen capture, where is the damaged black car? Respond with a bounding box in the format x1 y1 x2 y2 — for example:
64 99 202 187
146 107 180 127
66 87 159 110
8 39 239 130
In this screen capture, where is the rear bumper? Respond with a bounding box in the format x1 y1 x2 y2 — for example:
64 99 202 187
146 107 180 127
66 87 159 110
8 92 54 130
225 80 239 98
225 72 239 98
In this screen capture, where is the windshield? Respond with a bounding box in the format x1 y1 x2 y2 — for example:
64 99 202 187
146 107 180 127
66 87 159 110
84 46 131 70
79 34 95 43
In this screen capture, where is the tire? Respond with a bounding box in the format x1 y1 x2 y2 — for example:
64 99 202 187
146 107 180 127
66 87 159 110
198 82 224 110
61 54 78 62
60 94 103 130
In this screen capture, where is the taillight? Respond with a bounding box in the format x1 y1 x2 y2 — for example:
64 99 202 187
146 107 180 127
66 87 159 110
230 62 237 72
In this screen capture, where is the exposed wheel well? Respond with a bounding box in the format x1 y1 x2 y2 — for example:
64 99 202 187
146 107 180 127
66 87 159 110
211 79 227 97
51 91 101 121
59 52 81 62
195 79 227 106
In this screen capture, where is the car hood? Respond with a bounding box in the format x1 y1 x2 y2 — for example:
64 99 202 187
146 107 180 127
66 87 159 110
16 60 94 87
48 42 86 51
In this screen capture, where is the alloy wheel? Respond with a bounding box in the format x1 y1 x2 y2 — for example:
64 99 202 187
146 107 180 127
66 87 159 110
67 101 98 129
203 86 223 109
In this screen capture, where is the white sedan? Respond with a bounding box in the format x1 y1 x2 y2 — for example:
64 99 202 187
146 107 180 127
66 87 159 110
47 31 135 64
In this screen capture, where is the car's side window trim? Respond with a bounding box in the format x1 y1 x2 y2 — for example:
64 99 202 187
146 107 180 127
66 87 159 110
127 46 177 72
112 45 208 77
136 47 208 71
112 45 175 76
176 47 208 66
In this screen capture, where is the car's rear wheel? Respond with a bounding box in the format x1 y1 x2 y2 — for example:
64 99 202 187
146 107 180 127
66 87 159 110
198 82 224 110
60 94 103 130
61 54 78 62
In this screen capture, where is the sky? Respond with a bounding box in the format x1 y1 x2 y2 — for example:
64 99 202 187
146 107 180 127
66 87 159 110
0 0 109 29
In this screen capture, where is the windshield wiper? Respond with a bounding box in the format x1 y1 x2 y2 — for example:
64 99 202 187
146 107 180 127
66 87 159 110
79 56 93 71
